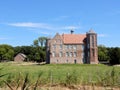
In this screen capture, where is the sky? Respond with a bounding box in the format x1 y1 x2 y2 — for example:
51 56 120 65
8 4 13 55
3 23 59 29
0 0 120 47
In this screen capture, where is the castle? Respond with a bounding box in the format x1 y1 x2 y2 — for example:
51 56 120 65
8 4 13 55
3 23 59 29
46 30 98 64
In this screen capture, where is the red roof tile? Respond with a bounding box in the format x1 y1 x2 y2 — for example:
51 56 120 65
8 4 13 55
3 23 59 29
62 34 86 44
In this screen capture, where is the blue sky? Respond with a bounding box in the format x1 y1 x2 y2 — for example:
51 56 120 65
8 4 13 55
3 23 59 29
0 0 120 47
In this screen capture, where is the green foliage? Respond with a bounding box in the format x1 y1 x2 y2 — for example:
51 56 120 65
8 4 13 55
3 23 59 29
96 67 120 89
38 37 47 47
108 47 120 65
33 40 39 47
65 70 78 86
98 45 120 65
98 45 110 61
0 68 9 87
33 72 43 90
0 44 14 61
21 73 30 90
14 45 46 62
31 36 47 62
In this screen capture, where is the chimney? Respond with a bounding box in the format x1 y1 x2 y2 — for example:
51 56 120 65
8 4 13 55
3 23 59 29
71 30 74 34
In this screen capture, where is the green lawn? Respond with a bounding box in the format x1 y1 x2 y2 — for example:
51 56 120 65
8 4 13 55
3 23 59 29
0 62 120 88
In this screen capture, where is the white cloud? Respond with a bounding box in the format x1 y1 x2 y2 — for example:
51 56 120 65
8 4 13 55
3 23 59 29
6 22 82 36
8 22 54 30
7 22 81 31
98 34 108 37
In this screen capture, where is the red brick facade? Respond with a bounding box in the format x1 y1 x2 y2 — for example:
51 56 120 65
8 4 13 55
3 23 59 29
46 30 98 64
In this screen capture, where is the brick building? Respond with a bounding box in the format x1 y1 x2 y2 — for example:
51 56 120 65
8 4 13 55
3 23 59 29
14 53 27 62
46 30 98 64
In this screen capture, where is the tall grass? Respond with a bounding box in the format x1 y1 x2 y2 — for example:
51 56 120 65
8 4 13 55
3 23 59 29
65 70 78 86
0 62 120 89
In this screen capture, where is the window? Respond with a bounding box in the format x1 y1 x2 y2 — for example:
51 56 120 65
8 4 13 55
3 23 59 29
67 45 69 49
82 45 84 51
69 45 72 49
60 44 62 50
66 45 69 49
53 44 56 49
82 52 84 58
96 38 97 46
92 49 95 56
70 52 72 57
52 51 55 57
65 45 67 49
66 52 69 57
73 45 77 50
92 35 94 47
59 52 63 57
73 52 77 57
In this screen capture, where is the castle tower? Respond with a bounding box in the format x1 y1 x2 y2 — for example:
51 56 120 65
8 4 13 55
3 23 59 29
86 30 98 64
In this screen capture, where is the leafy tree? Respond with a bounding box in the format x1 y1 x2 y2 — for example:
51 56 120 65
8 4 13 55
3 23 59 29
32 37 47 62
98 45 120 65
14 46 31 55
98 45 110 61
33 40 39 47
38 37 47 47
108 47 120 65
0 44 14 61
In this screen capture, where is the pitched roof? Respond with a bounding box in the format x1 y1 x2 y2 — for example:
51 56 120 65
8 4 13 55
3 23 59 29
17 53 27 58
62 34 86 44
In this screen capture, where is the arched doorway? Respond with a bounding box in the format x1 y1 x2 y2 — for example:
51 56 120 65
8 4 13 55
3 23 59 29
74 59 77 64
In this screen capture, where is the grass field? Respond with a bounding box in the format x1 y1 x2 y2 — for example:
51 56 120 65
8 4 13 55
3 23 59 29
0 62 120 89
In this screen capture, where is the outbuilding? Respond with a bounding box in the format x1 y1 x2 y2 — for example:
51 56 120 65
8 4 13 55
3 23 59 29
14 53 27 62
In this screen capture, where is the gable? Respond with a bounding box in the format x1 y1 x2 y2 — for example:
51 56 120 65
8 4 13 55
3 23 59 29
48 33 87 45
50 33 63 44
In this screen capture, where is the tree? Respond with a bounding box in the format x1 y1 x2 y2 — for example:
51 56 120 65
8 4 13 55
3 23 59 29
32 37 47 62
98 45 110 61
108 47 120 65
38 37 47 47
0 44 14 61
33 40 39 47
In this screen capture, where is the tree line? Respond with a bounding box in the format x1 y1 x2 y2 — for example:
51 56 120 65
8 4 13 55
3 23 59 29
98 45 120 65
0 37 47 62
0 38 120 65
